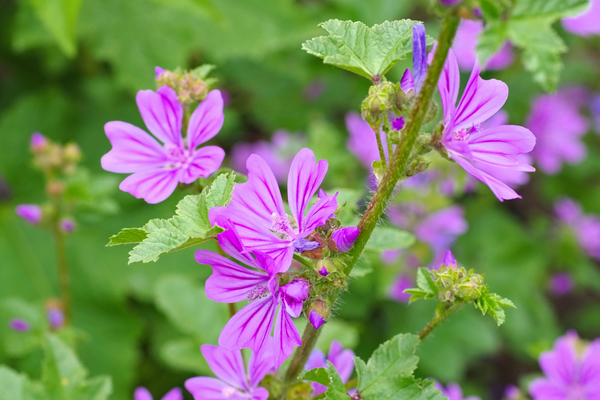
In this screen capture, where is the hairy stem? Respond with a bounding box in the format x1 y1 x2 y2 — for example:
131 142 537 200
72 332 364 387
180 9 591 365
419 301 464 340
282 11 460 391
345 13 460 275
371 121 388 167
52 212 71 324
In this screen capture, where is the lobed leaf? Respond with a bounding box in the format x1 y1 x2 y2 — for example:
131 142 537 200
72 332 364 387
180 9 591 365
365 226 415 251
107 228 148 246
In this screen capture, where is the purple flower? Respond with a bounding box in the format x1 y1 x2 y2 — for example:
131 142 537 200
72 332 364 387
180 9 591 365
412 24 427 95
47 308 65 329
443 250 457 267
437 47 536 201
230 131 306 184
134 387 182 400
210 148 337 269
562 0 600 37
59 218 76 233
332 227 360 253
305 341 355 396
30 132 48 151
414 206 468 262
504 385 521 400
549 273 574 296
453 20 514 71
392 117 405 131
346 112 389 169
529 331 600 400
185 344 273 400
435 382 480 400
389 274 414 303
439 0 462 5
555 198 600 260
309 310 325 329
101 86 225 203
196 219 309 368
16 204 42 225
526 87 589 174
9 319 30 332
304 79 326 102
155 66 165 79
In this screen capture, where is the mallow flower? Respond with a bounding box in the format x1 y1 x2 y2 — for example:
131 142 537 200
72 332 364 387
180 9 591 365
555 197 600 260
101 86 225 203
209 148 337 269
529 331 600 400
526 87 590 174
185 344 273 400
134 387 182 400
562 0 600 37
305 341 355 396
437 47 536 201
195 218 309 368
435 382 480 400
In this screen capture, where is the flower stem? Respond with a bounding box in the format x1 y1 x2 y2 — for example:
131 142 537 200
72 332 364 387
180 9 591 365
293 253 313 269
51 211 71 324
345 12 460 275
282 323 321 385
418 301 464 340
371 121 388 167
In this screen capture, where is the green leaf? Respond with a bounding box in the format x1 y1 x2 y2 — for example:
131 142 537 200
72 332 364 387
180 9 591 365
27 0 82 56
300 362 350 399
198 172 236 226
365 226 415 251
355 333 420 396
302 19 425 79
159 337 211 374
416 267 438 296
511 0 589 18
0 366 45 400
360 378 446 400
154 275 228 341
474 292 516 326
106 228 148 246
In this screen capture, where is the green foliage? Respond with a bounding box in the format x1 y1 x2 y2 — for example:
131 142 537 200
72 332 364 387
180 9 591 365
477 0 589 91
474 291 517 327
354 333 444 400
0 366 45 400
27 0 82 57
404 267 439 303
107 172 235 263
299 361 351 399
302 19 426 80
365 226 415 251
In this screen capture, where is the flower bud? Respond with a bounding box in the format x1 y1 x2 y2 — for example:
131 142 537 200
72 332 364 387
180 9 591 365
316 259 335 276
307 299 329 330
392 117 405 131
30 132 48 152
9 318 30 332
47 308 65 329
15 204 42 225
331 227 360 253
361 81 396 123
60 218 76 233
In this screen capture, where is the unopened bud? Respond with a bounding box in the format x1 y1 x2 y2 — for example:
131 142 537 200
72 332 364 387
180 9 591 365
331 227 360 253
307 299 329 330
63 143 81 164
60 218 76 233
30 132 48 152
316 259 335 276
361 81 396 123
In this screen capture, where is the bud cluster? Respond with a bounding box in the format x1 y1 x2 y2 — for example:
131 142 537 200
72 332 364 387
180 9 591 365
433 262 485 303
156 65 217 107
31 132 82 179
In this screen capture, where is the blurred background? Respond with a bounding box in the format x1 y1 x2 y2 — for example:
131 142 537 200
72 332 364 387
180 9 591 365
1 0 599 399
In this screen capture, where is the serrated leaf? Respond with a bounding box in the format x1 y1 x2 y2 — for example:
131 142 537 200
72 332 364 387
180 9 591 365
474 292 516 326
355 333 420 396
416 267 438 296
300 361 346 393
365 226 415 251
512 0 589 18
302 19 425 79
204 172 236 210
106 228 148 246
360 377 446 400
28 0 82 56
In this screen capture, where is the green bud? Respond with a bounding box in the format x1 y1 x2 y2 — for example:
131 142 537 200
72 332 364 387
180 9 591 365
422 99 439 124
361 81 398 123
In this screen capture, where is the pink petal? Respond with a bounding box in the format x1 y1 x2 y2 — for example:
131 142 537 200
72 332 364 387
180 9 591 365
200 345 247 389
119 169 179 204
528 378 567 400
196 250 269 303
219 296 277 353
539 336 577 386
136 86 183 145
438 47 460 125
187 90 225 149
400 68 414 92
287 148 328 232
328 341 355 383
273 304 301 369
213 217 263 268
580 339 600 386
452 155 520 201
302 191 338 237
101 121 168 173
134 387 153 400
161 388 183 400
248 338 276 387
251 388 269 400
185 377 245 400
468 125 536 169
177 146 225 184
453 66 508 131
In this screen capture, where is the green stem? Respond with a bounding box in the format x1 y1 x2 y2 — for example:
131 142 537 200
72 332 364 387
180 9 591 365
345 13 460 275
281 323 322 391
293 253 313 269
371 121 388 167
418 301 464 340
51 208 71 324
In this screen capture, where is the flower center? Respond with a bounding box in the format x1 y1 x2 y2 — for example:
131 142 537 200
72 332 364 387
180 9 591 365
453 125 479 141
271 213 297 239
247 284 268 301
164 140 193 170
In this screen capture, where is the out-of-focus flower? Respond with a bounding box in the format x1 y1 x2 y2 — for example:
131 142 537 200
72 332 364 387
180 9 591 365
504 385 522 400
305 341 355 396
59 218 76 233
210 148 336 268
304 79 326 102
389 274 414 303
591 95 600 134
435 382 480 400
549 272 574 296
526 87 589 174
101 86 225 203
415 206 468 264
230 131 306 184
562 0 600 37
9 319 30 332
134 387 182 400
16 204 42 225
47 308 65 329
439 0 462 5
196 218 309 368
437 47 536 201
30 132 48 152
452 20 514 71
529 331 600 400
186 345 272 400
331 227 359 253
555 197 600 260
346 112 389 169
